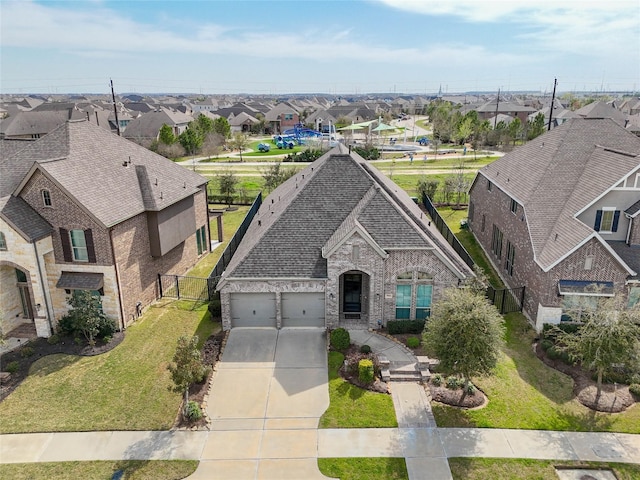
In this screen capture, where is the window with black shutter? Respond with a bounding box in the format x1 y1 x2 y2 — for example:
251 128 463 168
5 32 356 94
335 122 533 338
60 228 72 261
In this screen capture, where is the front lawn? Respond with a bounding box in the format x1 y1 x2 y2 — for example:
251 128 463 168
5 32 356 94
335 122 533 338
432 313 640 433
318 458 408 480
319 351 397 428
0 301 216 433
0 460 198 480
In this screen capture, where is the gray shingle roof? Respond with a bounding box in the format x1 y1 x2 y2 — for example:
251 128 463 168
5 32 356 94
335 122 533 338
607 242 639 280
11 120 207 227
0 195 52 241
223 145 473 280
625 199 640 217
478 118 640 272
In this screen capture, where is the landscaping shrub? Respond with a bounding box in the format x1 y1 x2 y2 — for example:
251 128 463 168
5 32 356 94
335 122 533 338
196 365 212 383
353 144 381 160
431 373 443 386
184 401 203 421
629 384 640 399
330 328 350 351
345 351 380 378
358 359 375 384
406 337 420 349
446 376 462 389
387 319 425 335
5 361 19 374
57 314 76 336
103 336 112 344
359 344 372 354
208 297 222 318
465 383 477 396
57 309 117 342
97 317 117 339
540 339 553 351
542 322 580 340
20 346 34 358
47 334 60 345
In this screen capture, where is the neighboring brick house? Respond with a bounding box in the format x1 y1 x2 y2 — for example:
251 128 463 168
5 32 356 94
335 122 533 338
265 103 300 134
0 119 209 337
217 144 473 330
468 119 640 331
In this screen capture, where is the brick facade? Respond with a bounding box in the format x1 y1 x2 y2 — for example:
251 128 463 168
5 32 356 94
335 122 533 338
629 216 640 246
469 173 630 329
18 170 208 330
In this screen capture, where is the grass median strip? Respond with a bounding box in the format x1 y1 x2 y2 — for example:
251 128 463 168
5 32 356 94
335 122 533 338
318 457 408 480
319 351 397 429
0 460 198 480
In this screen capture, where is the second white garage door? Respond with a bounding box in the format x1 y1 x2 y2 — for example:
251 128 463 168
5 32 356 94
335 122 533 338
230 293 277 328
281 293 325 327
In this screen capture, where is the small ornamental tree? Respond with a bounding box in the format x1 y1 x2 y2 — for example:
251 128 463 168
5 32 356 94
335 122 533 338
167 335 208 416
555 299 640 405
229 132 250 162
62 290 115 346
158 123 176 145
217 171 238 207
423 287 505 402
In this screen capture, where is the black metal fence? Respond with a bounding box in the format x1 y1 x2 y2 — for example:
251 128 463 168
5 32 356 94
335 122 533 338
421 193 475 269
487 285 525 314
157 193 262 302
157 274 219 302
210 192 262 279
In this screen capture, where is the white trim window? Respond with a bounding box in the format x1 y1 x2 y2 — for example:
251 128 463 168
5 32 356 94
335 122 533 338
70 229 89 262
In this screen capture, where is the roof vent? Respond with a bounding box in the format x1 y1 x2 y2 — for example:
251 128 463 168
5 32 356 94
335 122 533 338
258 220 261 226
155 178 158 186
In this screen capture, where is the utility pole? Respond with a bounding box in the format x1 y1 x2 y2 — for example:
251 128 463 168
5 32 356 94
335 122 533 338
547 78 557 131
493 88 500 129
110 79 121 136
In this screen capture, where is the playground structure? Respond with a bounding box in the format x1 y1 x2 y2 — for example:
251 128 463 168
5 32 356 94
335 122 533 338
273 123 323 148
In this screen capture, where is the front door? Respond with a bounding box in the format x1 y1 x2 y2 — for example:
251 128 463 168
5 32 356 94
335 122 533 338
343 273 362 313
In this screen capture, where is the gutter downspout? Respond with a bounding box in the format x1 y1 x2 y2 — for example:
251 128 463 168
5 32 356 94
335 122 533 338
108 228 126 331
33 240 54 335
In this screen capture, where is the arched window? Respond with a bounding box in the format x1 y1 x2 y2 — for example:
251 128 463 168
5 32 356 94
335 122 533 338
42 189 52 207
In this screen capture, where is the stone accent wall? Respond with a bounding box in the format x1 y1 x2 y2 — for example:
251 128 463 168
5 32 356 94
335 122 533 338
44 250 121 327
20 170 113 265
470 174 630 325
219 279 326 330
325 232 386 329
0 218 53 336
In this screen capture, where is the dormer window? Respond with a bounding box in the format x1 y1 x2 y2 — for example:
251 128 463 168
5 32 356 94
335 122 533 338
594 207 619 233
42 189 52 207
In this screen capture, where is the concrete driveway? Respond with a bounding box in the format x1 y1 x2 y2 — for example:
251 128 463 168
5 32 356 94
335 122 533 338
194 327 332 480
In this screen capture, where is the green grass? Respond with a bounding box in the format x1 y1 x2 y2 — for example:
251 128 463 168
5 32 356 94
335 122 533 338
318 458 408 480
373 155 497 170
0 460 198 480
437 206 504 288
0 302 216 433
319 351 397 428
187 205 250 278
432 312 640 433
449 458 640 480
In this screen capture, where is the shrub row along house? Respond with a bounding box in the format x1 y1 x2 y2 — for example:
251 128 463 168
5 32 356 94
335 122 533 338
0 120 209 337
469 118 640 330
217 144 474 330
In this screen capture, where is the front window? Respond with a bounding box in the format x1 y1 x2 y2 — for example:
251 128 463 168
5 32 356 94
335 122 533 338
395 284 411 319
415 284 432 319
0 232 6 250
600 209 615 232
561 295 597 322
70 229 88 262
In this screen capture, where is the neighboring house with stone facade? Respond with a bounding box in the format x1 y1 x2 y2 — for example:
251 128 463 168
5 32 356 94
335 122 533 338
468 118 640 331
0 119 209 338
217 144 474 330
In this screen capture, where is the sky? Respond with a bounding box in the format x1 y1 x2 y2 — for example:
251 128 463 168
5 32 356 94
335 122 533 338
1 0 639 95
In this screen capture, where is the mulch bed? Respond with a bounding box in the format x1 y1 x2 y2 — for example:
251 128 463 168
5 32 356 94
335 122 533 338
174 331 225 429
337 344 390 394
534 342 636 413
389 333 429 356
428 383 487 409
0 332 125 401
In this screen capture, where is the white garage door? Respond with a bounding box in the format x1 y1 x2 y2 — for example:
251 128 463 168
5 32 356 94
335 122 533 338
230 293 277 328
281 293 325 327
